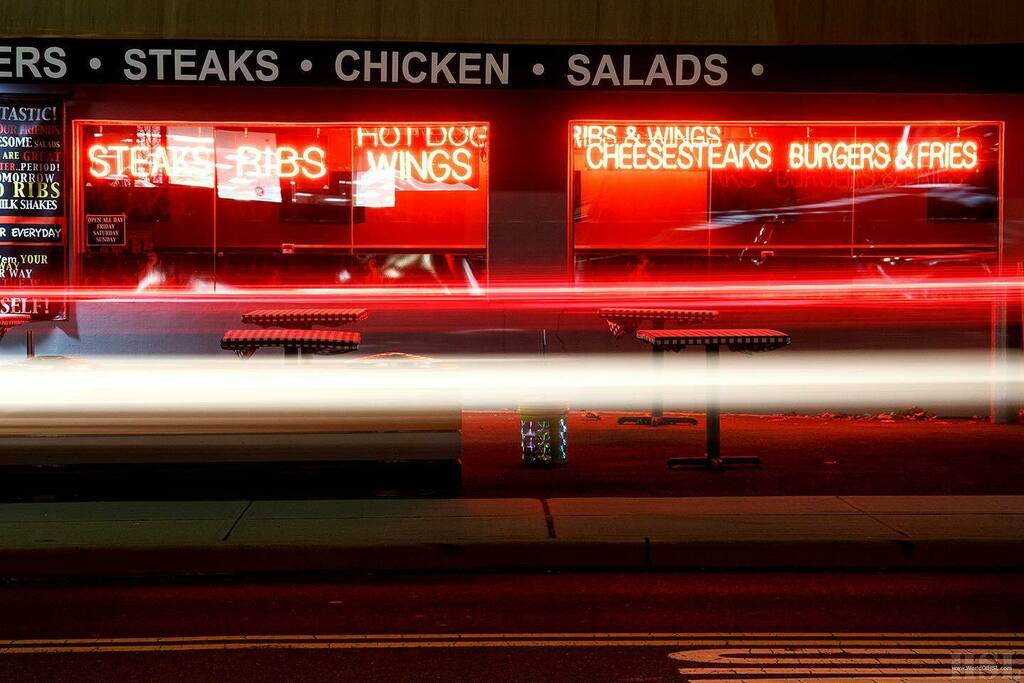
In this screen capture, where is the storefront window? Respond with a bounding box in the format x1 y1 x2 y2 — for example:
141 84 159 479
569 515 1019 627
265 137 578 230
570 121 1000 282
78 122 488 289
80 124 215 289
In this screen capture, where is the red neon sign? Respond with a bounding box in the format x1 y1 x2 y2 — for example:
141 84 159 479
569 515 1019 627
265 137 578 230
355 126 486 184
572 124 980 173
788 140 978 171
86 143 327 182
233 145 326 179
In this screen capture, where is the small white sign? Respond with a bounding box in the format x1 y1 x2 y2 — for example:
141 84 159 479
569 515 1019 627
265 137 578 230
215 129 282 203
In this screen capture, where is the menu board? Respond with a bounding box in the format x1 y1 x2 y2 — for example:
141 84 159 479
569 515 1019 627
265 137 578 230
0 96 65 320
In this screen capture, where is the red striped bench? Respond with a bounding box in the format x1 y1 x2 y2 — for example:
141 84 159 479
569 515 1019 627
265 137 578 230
221 329 361 359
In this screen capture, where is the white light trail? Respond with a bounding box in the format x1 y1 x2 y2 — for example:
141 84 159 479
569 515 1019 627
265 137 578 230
0 352 1018 428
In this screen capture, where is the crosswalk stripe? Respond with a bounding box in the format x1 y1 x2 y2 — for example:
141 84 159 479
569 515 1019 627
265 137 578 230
670 644 1022 681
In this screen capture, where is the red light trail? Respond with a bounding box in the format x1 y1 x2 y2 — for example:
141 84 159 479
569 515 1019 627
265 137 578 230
1 274 1020 309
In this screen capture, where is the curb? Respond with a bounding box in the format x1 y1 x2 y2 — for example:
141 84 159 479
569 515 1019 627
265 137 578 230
0 541 645 579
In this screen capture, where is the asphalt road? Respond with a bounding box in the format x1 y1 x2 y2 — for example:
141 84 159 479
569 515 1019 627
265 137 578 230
0 572 1020 681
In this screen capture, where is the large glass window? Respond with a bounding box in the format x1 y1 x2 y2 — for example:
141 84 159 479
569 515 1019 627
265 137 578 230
77 122 488 289
570 121 1000 282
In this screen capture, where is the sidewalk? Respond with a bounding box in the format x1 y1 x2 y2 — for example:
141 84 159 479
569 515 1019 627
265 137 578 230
1 496 1022 579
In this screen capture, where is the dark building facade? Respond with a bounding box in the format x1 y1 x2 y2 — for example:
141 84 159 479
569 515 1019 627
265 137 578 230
0 1 1021 417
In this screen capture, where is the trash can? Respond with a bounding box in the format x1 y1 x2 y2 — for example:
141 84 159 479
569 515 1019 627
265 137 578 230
518 401 569 467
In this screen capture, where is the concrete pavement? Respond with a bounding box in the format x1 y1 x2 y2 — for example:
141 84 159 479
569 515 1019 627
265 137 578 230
1 496 1022 578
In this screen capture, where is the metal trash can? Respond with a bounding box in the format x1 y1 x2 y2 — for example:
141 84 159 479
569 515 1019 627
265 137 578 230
518 401 569 467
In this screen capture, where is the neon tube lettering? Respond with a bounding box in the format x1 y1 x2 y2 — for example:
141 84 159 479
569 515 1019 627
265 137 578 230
87 143 328 181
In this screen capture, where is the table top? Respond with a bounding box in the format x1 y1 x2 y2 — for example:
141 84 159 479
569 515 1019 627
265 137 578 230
598 308 719 322
241 308 368 327
599 308 719 338
221 328 361 352
0 314 31 330
636 328 791 352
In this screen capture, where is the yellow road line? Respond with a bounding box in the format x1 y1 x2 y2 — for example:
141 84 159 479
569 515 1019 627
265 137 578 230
0 641 855 654
1 633 1020 646
0 634 1020 655
680 667 1013 674
692 680 1017 683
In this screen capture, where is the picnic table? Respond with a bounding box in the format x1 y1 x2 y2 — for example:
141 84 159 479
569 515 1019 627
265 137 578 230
223 307 367 359
598 307 719 426
598 307 719 338
635 328 791 470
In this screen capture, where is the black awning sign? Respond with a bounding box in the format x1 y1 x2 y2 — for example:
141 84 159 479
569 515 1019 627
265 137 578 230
0 39 1020 93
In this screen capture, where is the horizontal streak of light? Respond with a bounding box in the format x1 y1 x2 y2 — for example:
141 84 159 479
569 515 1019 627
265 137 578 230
0 353 1019 418
1 279 1021 309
